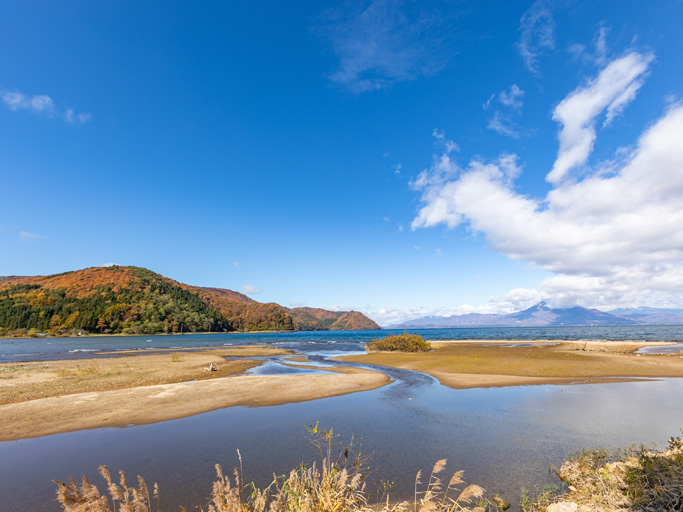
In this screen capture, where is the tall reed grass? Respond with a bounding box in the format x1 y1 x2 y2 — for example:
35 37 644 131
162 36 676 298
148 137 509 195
54 426 494 512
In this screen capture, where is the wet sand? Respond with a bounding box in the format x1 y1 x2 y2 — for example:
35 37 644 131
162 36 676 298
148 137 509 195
337 340 683 389
0 346 294 405
0 366 389 441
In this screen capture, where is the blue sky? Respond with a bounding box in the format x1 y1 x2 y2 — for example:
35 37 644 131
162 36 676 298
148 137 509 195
2 1 683 325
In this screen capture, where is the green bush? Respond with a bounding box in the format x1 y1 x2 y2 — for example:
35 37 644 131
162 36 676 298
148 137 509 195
365 332 432 352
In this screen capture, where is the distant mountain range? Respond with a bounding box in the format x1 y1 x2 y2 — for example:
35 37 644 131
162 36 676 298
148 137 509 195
387 301 683 328
0 266 380 336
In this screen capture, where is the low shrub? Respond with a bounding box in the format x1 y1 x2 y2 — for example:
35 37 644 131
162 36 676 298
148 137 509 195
365 332 432 352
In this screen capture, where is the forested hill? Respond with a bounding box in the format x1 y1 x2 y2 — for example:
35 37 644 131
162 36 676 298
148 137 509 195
0 266 380 336
285 307 380 331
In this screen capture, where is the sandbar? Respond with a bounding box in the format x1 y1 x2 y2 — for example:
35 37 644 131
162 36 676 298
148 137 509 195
336 340 683 389
0 367 388 442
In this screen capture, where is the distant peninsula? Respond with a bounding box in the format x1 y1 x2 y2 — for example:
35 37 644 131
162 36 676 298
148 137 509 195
0 266 380 337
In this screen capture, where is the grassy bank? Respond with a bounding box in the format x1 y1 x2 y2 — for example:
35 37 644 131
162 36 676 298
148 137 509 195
522 432 683 511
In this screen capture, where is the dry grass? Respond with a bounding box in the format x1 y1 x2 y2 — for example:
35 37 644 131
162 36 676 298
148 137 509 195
54 428 500 512
0 347 292 405
340 341 683 387
521 433 683 511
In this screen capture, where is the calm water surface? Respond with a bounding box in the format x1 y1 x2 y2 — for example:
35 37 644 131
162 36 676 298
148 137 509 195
1 328 683 511
3 325 683 363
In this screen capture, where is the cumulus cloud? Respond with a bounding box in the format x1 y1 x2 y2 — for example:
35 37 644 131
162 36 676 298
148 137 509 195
317 0 451 93
2 90 90 123
242 284 262 295
412 53 683 309
517 0 556 74
548 51 653 183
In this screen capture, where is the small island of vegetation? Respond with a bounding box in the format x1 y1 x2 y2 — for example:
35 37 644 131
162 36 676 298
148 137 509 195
365 332 432 352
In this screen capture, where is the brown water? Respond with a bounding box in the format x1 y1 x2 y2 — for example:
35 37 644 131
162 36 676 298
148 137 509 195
1 360 682 512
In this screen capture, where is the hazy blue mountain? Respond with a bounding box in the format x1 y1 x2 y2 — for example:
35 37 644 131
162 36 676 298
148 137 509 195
387 302 637 328
608 307 683 325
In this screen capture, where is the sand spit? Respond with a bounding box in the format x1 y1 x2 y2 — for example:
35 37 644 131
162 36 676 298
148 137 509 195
0 366 389 441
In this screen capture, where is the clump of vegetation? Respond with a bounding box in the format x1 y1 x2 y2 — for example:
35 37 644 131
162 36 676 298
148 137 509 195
521 432 683 511
365 332 432 352
54 426 496 512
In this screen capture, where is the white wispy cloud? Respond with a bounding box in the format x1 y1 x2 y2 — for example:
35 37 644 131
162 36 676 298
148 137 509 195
485 85 525 138
2 90 90 123
517 0 556 74
18 231 47 241
432 128 459 153
317 0 450 93
498 84 524 110
242 284 262 294
569 26 610 67
487 112 523 138
548 51 653 183
411 53 683 310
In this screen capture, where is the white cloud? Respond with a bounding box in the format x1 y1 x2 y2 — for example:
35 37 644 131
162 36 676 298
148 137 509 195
432 128 459 153
290 302 307 308
499 84 524 110
18 231 47 241
487 112 522 138
101 262 118 267
233 261 240 268
517 0 556 74
548 51 653 183
2 90 90 123
318 0 450 93
412 53 683 309
3 92 54 114
242 284 262 295
485 85 525 138
569 26 610 67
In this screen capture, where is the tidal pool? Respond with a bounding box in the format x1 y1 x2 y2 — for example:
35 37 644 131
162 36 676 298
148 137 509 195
1 365 682 511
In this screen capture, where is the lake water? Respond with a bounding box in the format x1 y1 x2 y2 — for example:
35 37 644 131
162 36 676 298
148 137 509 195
1 327 683 511
3 324 683 363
